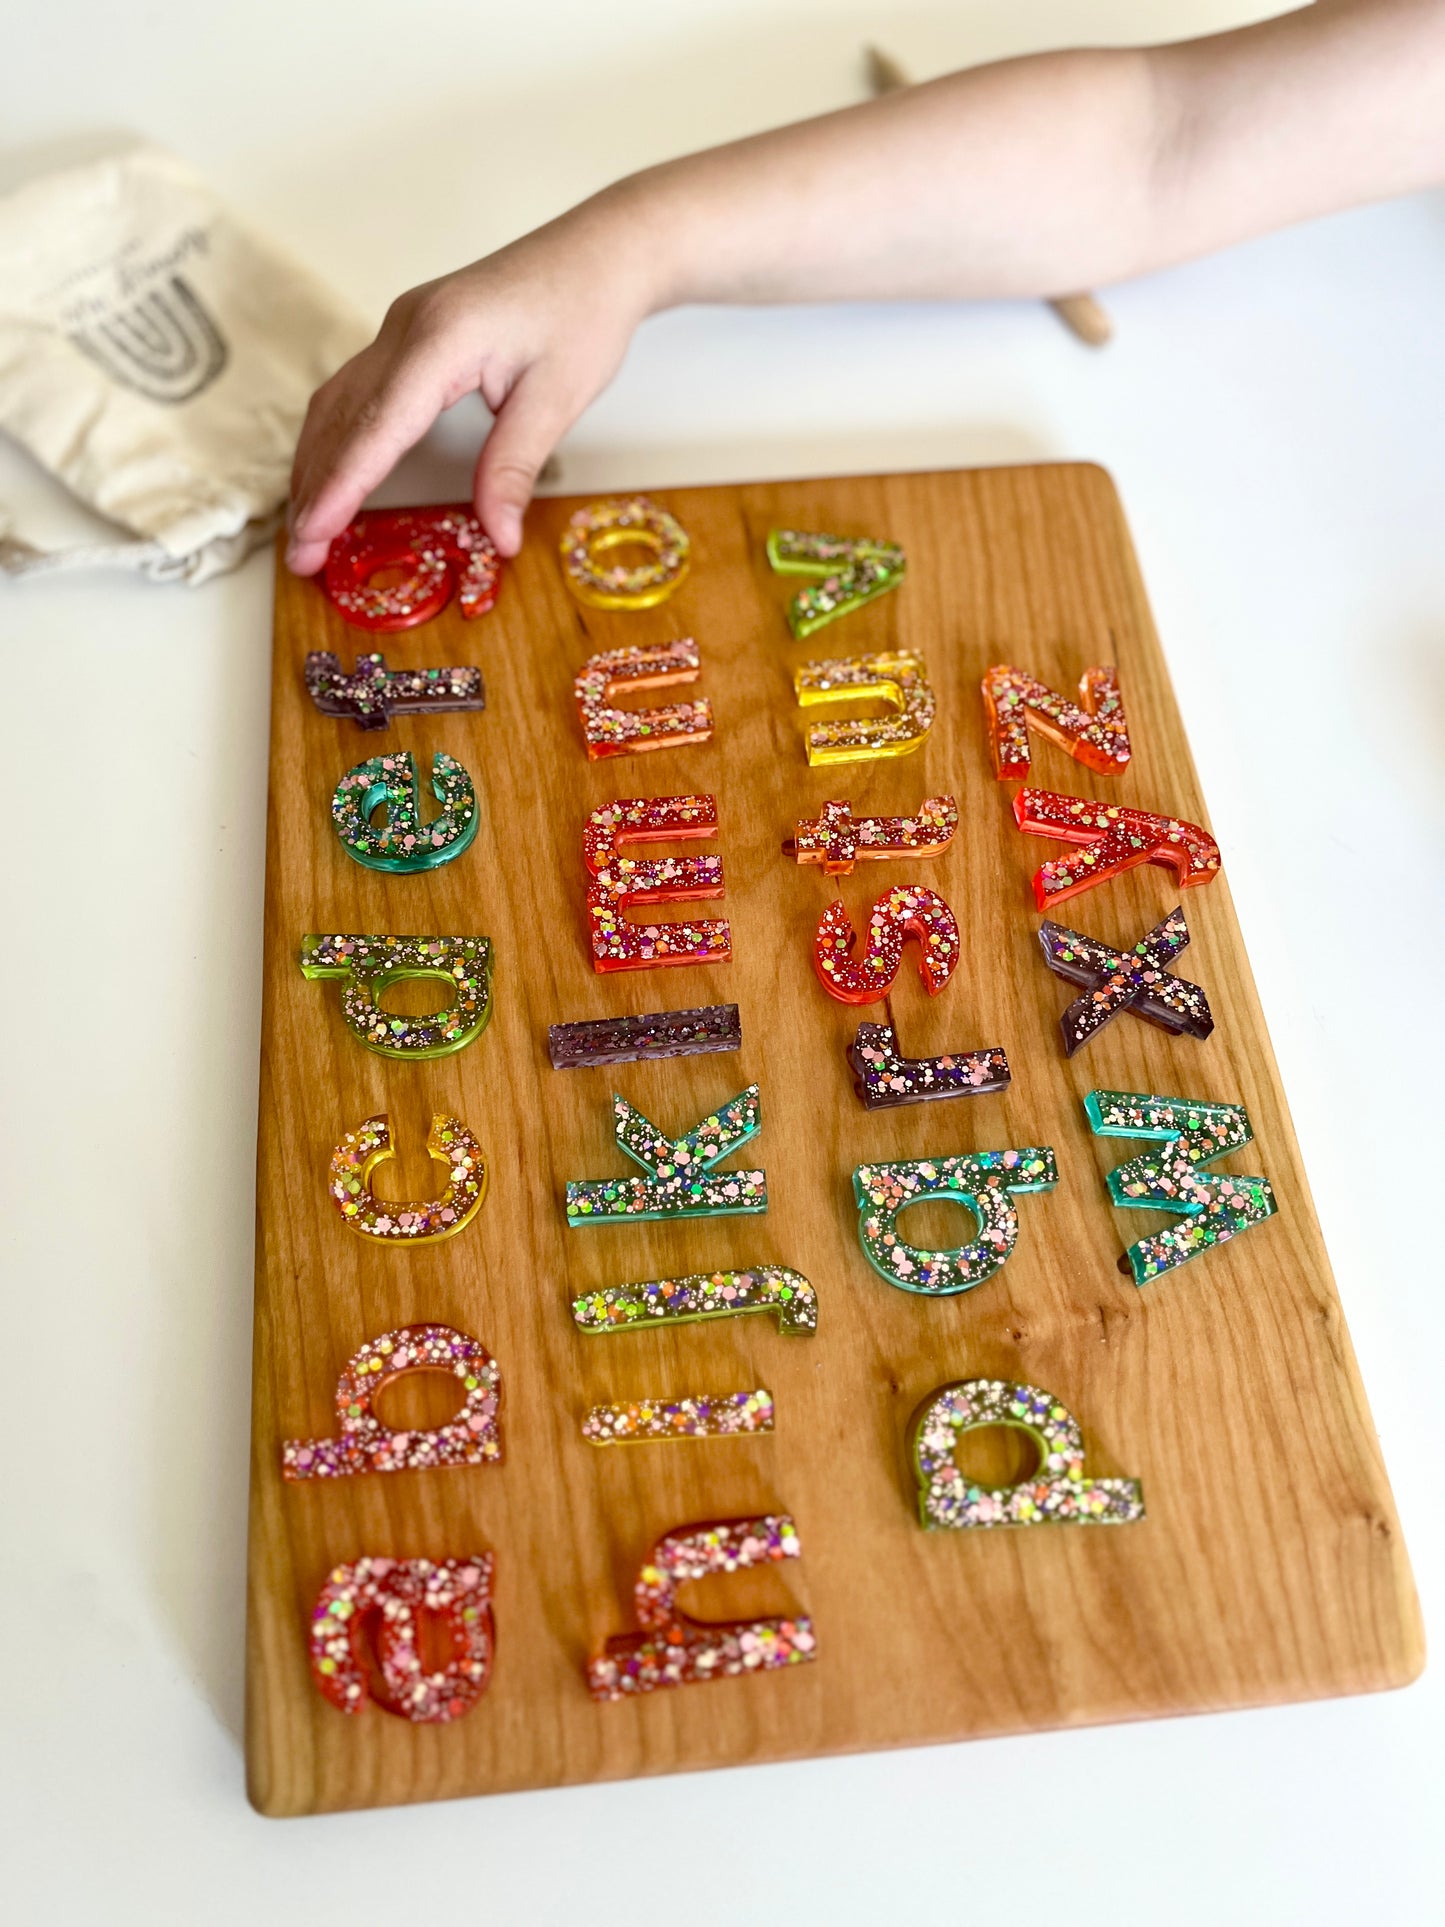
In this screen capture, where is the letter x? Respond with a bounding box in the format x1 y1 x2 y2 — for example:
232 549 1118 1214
1038 907 1214 1056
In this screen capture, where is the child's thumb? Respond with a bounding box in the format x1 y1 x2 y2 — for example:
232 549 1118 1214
474 369 572 556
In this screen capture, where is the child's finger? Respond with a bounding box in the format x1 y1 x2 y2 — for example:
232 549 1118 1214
285 363 377 573
473 363 577 556
287 353 450 573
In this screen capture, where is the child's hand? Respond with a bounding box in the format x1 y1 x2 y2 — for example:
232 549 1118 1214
286 198 653 574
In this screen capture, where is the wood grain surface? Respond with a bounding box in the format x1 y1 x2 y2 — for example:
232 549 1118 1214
246 463 1422 1818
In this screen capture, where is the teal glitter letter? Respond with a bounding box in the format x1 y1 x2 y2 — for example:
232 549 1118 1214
1085 1089 1277 1284
852 1148 1057 1295
566 1084 767 1226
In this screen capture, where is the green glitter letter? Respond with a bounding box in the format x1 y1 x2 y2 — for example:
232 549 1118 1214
852 1148 1058 1295
767 528 905 639
572 1265 817 1335
1085 1089 1278 1284
300 934 493 1059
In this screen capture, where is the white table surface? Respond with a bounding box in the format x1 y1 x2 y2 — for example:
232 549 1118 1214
3 3 1441 1920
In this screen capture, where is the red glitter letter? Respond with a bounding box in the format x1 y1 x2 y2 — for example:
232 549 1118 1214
309 1555 495 1720
1014 788 1220 910
585 794 731 972
981 663 1130 780
813 884 960 1005
321 505 502 631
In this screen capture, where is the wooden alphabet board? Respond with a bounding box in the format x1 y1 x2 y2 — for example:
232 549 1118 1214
246 463 1421 1817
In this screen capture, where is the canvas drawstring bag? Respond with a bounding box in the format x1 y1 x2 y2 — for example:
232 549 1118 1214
0 142 369 583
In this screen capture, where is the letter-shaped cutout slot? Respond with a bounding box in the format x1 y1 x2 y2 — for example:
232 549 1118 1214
574 639 714 758
300 933 494 1058
328 1112 487 1243
981 662 1131 779
566 1085 766 1225
794 650 935 764
1085 1089 1277 1283
853 1148 1058 1294
309 1554 495 1719
321 505 502 630
911 1380 1144 1529
584 793 730 972
586 1514 815 1699
282 1323 501 1481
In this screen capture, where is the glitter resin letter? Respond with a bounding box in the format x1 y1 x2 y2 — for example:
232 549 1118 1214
981 662 1130 780
548 1003 740 1070
912 1380 1144 1530
300 933 493 1059
574 638 713 759
328 1112 487 1243
560 496 690 610
304 650 484 730
282 1324 501 1481
331 749 478 874
1085 1089 1277 1284
321 505 502 631
582 1388 775 1445
572 1264 817 1336
309 1554 494 1720
1014 788 1221 909
785 795 958 874
1038 908 1213 1056
586 1515 815 1700
767 528 906 639
566 1085 765 1225
853 1148 1058 1294
585 793 730 972
813 885 960 1005
794 650 935 764
849 1020 1010 1109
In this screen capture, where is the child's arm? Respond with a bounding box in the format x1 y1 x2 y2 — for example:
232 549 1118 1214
287 0 1445 573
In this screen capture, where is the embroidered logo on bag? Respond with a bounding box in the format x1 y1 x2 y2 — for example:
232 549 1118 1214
68 273 228 403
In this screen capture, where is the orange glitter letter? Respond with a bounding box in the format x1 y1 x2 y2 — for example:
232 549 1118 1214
981 662 1130 780
573 639 713 759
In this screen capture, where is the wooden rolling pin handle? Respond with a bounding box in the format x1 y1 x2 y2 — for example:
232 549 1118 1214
1049 293 1114 347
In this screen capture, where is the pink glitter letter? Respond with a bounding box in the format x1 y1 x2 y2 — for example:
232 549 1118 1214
587 1515 815 1700
282 1324 501 1482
